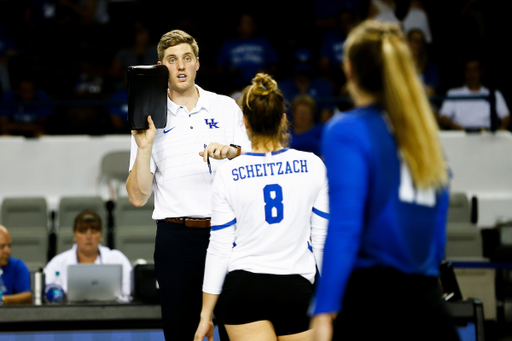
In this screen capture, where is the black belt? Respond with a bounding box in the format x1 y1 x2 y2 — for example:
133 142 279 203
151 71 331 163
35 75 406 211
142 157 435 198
163 217 211 228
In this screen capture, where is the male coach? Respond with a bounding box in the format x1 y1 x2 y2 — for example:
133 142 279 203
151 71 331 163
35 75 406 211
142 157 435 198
126 29 250 341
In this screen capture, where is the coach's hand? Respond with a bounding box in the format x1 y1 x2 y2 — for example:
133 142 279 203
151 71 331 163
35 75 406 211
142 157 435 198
200 143 238 162
132 115 156 150
194 317 214 341
311 313 336 341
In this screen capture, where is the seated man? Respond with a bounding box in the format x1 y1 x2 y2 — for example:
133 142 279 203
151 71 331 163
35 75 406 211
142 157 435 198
0 225 32 304
439 59 510 131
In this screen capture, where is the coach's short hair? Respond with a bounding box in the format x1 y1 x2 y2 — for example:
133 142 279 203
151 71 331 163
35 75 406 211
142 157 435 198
157 30 199 62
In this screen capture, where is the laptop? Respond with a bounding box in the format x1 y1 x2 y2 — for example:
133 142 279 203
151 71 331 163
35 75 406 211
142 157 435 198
67 264 123 302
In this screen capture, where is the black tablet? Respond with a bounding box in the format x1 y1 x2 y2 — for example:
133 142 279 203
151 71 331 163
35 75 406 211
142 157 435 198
127 65 169 130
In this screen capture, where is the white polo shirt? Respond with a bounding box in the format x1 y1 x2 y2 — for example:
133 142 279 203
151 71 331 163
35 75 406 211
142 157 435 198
129 85 251 220
439 86 510 129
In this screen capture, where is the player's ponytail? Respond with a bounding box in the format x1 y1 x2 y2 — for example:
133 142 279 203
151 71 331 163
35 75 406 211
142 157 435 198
345 20 447 189
242 73 289 150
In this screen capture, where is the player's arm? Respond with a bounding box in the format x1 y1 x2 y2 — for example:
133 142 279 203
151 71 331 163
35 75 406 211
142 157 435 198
311 164 329 274
194 293 218 341
126 116 156 207
196 174 236 340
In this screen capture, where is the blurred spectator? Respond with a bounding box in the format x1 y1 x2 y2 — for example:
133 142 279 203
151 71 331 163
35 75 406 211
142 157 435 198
407 28 439 96
216 13 279 93
318 6 359 94
25 0 74 26
0 63 9 96
368 0 432 43
0 77 53 137
108 87 129 134
58 0 110 25
439 59 510 131
0 26 20 96
280 48 335 123
74 58 105 97
314 0 362 31
0 27 20 65
289 94 323 157
0 224 32 305
45 210 132 297
108 22 158 92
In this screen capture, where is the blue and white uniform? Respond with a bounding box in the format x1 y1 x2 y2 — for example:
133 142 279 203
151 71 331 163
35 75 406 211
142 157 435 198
314 104 449 315
203 148 329 295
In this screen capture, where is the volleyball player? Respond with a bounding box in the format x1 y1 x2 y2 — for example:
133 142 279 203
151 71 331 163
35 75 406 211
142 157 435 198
311 20 461 341
193 73 329 341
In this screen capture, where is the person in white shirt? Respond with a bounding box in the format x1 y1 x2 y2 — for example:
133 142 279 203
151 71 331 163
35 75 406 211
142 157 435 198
369 0 432 43
45 210 132 297
439 59 510 131
126 29 250 341
194 73 329 341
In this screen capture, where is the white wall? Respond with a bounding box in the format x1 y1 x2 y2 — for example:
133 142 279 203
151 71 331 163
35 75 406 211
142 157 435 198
1 131 511 227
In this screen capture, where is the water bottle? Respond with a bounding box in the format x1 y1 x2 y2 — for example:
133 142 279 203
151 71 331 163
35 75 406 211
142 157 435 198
44 271 66 304
30 269 45 305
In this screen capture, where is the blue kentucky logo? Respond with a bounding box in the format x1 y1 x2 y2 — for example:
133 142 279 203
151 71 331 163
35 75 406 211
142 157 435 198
205 118 220 129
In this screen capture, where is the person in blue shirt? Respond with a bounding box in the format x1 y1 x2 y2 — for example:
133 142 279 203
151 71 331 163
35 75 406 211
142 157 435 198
0 225 31 305
407 28 439 96
318 7 359 94
311 20 460 341
0 78 53 137
280 49 335 124
216 13 279 93
108 88 129 134
289 94 323 157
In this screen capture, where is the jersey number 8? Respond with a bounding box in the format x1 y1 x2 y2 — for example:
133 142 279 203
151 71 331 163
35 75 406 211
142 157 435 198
263 184 284 224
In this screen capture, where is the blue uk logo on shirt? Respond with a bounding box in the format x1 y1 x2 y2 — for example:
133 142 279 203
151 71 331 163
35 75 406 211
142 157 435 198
205 119 220 129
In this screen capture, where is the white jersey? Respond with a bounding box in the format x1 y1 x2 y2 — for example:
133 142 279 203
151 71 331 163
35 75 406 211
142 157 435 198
203 148 329 295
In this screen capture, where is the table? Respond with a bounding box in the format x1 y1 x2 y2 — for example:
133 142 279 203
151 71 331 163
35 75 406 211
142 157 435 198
0 302 162 332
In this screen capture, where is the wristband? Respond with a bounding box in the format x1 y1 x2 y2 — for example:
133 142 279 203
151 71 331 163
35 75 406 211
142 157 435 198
229 144 241 159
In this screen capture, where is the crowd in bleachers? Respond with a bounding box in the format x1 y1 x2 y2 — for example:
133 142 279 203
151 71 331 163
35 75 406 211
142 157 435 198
1 0 510 141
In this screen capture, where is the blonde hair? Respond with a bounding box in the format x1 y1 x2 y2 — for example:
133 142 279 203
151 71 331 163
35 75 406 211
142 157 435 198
157 29 199 62
242 73 289 150
345 20 447 189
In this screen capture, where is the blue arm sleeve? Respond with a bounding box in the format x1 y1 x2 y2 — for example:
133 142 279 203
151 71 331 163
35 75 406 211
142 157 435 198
313 117 370 314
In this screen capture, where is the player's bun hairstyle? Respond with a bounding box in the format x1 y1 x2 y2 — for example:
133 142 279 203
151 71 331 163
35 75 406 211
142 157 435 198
157 29 199 62
73 209 102 233
345 20 447 189
242 73 289 150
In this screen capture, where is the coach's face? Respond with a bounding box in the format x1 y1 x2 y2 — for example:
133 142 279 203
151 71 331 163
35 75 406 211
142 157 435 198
159 43 200 94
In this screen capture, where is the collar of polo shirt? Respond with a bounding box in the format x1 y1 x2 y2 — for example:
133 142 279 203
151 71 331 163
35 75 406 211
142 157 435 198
167 85 211 116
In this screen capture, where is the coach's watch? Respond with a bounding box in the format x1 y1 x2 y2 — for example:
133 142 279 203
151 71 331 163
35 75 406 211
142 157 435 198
229 144 242 159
